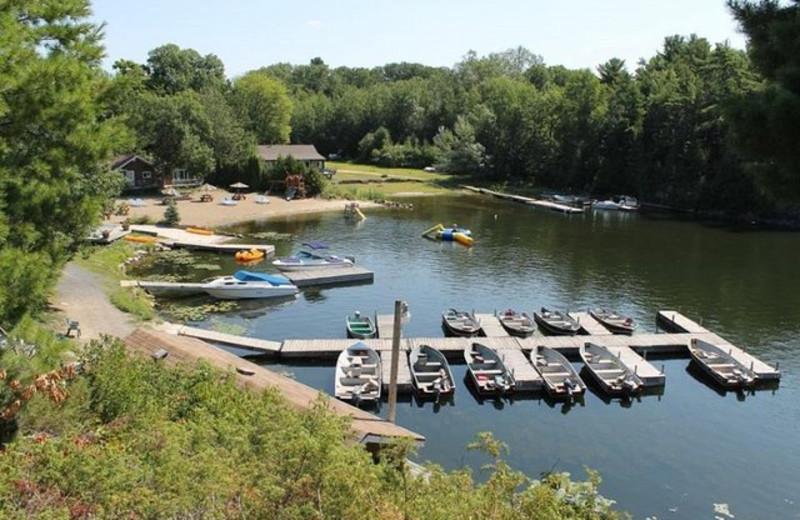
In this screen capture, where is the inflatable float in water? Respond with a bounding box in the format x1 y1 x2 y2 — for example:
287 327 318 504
421 223 473 247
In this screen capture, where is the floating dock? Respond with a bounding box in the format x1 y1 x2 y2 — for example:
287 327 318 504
283 267 374 287
155 311 780 395
475 313 510 337
128 224 275 255
570 311 614 336
461 186 583 214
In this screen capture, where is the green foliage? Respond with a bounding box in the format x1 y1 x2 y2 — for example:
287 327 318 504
109 287 155 320
0 0 129 327
232 71 293 144
145 44 226 95
434 115 488 174
0 340 625 519
162 200 180 226
727 0 800 201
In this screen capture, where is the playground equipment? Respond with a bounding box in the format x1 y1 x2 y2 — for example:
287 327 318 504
421 223 473 247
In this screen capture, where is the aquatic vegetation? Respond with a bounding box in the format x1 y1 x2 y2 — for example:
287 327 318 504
249 231 294 241
160 301 238 322
208 318 247 336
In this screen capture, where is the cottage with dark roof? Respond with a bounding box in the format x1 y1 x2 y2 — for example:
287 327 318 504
111 154 161 191
256 144 325 171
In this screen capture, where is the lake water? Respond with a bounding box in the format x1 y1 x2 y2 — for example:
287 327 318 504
149 195 800 520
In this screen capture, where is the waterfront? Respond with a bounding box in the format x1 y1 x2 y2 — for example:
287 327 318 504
145 194 800 519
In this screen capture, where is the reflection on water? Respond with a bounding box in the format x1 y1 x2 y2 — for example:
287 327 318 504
145 195 799 520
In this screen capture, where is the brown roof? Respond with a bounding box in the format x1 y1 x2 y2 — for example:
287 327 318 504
123 329 424 446
256 144 325 162
111 154 154 170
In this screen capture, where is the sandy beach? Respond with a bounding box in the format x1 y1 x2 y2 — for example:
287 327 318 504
107 190 380 228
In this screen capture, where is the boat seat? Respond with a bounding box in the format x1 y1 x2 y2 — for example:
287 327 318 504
421 361 442 368
473 369 503 375
542 371 572 377
593 368 625 374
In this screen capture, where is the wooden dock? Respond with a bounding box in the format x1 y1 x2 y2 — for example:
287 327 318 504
177 325 282 354
284 267 374 287
379 343 413 393
123 328 424 446
170 241 275 255
604 346 666 387
570 311 614 336
656 310 709 333
461 185 583 214
120 280 207 297
475 313 509 337
129 224 275 255
376 314 398 339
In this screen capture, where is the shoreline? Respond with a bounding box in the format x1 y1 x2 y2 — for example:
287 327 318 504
106 191 383 229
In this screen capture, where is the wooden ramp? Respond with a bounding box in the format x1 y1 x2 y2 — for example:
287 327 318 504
604 346 666 387
121 280 207 297
570 312 614 336
474 314 509 337
656 310 710 333
379 344 413 393
284 267 374 287
177 325 282 354
124 329 424 446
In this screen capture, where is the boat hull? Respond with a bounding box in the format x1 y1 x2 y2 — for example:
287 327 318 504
334 342 382 404
533 314 579 336
589 309 636 335
345 315 377 340
410 345 455 398
464 343 515 396
530 346 586 399
273 260 354 272
580 342 642 396
203 286 298 300
689 339 756 389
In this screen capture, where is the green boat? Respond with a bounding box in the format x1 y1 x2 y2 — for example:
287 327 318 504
345 311 377 339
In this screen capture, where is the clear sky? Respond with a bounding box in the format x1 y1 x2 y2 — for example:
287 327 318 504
90 0 747 78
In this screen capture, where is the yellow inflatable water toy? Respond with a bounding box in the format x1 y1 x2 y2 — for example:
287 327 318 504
124 234 158 243
421 223 474 247
186 227 215 235
235 248 265 262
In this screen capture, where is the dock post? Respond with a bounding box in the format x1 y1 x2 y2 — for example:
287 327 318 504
386 300 404 424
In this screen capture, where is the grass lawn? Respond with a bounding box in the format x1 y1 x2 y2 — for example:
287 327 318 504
327 161 452 182
326 161 463 197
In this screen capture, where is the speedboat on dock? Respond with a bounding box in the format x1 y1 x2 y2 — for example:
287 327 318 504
409 344 455 399
334 342 382 404
688 338 756 389
202 270 298 300
589 308 636 335
530 346 586 399
580 342 642 396
464 342 515 396
272 242 355 271
497 308 535 338
442 308 482 337
533 307 581 336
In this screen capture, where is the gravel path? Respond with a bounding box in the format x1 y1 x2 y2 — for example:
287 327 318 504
53 262 136 341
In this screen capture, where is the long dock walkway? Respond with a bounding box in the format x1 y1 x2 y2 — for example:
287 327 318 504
475 313 509 337
156 311 780 394
461 185 583 214
129 225 275 255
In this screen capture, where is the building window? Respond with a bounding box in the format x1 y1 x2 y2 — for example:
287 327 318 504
142 171 152 180
122 170 135 186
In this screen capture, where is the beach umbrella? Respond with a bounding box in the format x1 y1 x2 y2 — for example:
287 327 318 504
229 181 249 190
199 183 217 192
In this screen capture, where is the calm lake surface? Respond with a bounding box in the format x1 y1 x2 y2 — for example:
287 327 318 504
154 194 800 520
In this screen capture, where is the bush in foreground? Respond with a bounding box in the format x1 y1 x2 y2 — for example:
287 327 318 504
0 336 625 519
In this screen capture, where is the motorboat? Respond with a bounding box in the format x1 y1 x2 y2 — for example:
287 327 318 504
589 308 636 335
334 342 382 404
580 342 642 396
442 308 482 337
345 311 377 339
464 342 515 396
530 346 586 399
533 307 581 336
272 242 355 271
409 344 455 399
619 195 639 211
688 338 756 389
592 199 622 211
202 270 298 300
496 308 535 338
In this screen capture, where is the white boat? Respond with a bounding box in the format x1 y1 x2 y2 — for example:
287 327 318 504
580 342 643 396
202 270 298 300
409 344 455 399
464 342 515 396
619 195 639 212
530 346 586 399
592 199 622 211
334 342 382 403
688 338 756 389
272 242 355 271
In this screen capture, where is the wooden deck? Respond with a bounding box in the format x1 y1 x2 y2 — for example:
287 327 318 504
569 311 614 336
475 314 509 337
656 310 710 333
379 345 413 393
376 314 398 339
128 225 275 255
177 325 282 354
284 267 374 287
604 346 666 387
123 329 424 446
461 185 583 214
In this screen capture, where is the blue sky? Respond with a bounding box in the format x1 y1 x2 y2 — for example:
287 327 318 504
90 0 747 78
